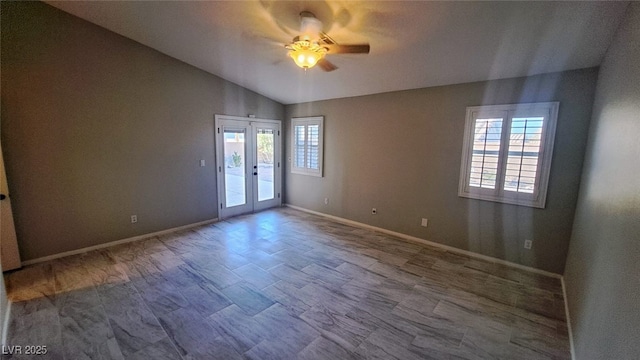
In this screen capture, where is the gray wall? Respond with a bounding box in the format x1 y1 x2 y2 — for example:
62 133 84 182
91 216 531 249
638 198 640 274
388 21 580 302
564 3 640 359
285 69 598 274
1 2 284 261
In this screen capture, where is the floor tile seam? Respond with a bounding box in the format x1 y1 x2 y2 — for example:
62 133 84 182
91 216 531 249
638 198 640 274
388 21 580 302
280 288 316 310
50 268 64 298
158 330 185 360
240 338 268 357
15 265 56 299
429 323 469 350
506 337 562 359
484 275 531 295
296 314 331 347
446 285 517 309
62 294 123 359
359 304 411 337
464 266 511 281
497 303 561 334
302 331 360 357
505 314 565 343
78 261 120 295
361 325 412 360
229 265 260 283
48 295 67 360
61 259 103 285
48 260 90 330
451 299 531 334
143 306 188 360
235 269 282 291
243 301 280 321
100 277 179 360
434 298 490 325
457 316 515 348
250 259 285 273
196 310 240 355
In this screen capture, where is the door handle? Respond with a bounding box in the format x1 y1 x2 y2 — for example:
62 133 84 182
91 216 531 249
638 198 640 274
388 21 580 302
0 194 6 200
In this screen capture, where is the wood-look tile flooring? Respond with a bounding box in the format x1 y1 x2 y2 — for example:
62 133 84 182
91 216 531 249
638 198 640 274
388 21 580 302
3 208 570 359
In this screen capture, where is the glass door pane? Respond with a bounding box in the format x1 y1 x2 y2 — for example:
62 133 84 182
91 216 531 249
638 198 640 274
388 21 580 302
223 129 246 207
256 128 275 202
216 115 281 219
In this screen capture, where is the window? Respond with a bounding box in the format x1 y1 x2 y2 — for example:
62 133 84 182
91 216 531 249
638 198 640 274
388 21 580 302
291 116 324 177
458 102 559 208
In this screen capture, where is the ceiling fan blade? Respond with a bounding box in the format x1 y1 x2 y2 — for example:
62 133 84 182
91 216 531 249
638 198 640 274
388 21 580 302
324 44 370 54
317 58 338 72
319 32 336 45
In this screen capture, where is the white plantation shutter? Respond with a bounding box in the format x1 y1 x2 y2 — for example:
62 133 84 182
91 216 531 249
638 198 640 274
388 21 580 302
307 124 320 170
459 103 558 208
291 117 324 177
294 125 306 168
470 117 503 189
503 117 544 194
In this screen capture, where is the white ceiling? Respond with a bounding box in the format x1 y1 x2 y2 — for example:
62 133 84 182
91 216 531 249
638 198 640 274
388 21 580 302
45 1 629 105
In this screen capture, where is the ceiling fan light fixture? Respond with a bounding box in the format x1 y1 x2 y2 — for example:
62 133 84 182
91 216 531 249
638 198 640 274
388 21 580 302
286 40 327 69
283 10 369 72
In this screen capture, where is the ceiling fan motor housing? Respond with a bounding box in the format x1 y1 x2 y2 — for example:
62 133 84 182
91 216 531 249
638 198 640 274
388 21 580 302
300 15 322 41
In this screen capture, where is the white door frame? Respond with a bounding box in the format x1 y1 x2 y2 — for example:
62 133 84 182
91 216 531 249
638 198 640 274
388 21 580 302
0 140 21 271
214 115 282 219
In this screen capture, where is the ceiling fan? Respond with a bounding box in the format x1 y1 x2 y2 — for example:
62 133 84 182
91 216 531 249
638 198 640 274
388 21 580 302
284 11 370 72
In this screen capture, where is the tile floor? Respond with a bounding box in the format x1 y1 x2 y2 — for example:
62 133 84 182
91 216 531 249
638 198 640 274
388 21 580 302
3 208 571 359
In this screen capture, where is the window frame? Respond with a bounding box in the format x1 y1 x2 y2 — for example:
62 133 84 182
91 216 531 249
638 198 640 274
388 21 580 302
458 102 559 208
291 116 324 177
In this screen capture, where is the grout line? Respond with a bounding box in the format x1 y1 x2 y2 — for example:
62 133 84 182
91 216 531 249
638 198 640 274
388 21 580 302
22 218 219 266
94 288 126 358
284 204 562 279
561 277 576 360
130 280 187 360
457 326 470 348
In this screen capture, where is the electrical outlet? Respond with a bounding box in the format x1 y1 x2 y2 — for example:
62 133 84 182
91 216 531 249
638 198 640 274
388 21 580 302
200 159 206 167
324 197 329 205
371 208 377 215
524 239 532 249
131 215 138 224
421 218 429 227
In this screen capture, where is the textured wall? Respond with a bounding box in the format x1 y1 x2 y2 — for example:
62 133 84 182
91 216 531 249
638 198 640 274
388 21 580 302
285 69 598 274
0 2 284 260
564 4 640 359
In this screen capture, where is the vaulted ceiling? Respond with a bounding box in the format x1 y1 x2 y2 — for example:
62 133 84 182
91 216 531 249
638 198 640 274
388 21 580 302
46 1 629 105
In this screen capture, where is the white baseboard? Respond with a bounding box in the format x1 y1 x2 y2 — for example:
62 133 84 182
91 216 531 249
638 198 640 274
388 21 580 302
561 277 577 360
1 301 11 347
22 218 218 266
285 204 562 279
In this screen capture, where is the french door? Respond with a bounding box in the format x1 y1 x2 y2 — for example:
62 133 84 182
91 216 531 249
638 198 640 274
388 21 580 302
215 115 281 219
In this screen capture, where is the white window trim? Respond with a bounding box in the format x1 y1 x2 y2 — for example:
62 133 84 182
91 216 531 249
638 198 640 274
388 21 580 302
458 102 559 208
291 116 324 177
